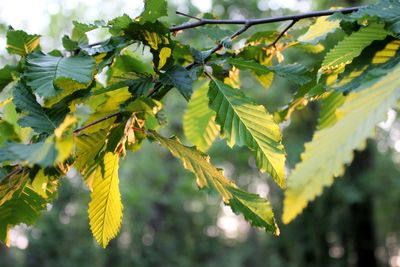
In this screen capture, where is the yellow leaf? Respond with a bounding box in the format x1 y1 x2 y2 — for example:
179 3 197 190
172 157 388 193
88 152 123 248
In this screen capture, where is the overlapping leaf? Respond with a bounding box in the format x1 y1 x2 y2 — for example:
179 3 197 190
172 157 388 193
319 23 388 74
183 83 219 151
13 83 67 134
152 132 279 234
283 64 400 223
160 65 193 100
298 16 340 44
88 152 123 248
24 52 96 103
6 29 40 56
208 80 286 187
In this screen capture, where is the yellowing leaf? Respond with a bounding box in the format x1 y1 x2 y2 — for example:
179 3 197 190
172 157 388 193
208 80 286 187
88 152 123 248
283 64 400 224
298 16 340 44
152 132 279 235
183 83 219 152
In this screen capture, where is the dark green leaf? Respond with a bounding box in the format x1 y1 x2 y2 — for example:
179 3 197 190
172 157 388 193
160 65 193 100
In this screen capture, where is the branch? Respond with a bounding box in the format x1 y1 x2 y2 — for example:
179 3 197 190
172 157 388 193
73 111 121 135
170 6 363 32
268 19 298 48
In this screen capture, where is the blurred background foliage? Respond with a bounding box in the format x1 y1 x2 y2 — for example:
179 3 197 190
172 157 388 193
1 0 400 266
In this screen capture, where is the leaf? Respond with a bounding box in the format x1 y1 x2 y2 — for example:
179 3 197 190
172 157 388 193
227 58 311 85
126 22 173 71
282 64 400 224
208 80 286 187
152 132 279 235
24 52 96 103
160 65 193 100
13 83 67 134
345 0 400 34
75 130 108 189
6 29 40 56
298 16 340 45
332 39 400 93
0 170 27 206
0 65 18 92
140 0 168 23
0 186 48 245
88 152 123 248
0 141 57 167
183 83 219 152
108 14 132 35
319 23 388 74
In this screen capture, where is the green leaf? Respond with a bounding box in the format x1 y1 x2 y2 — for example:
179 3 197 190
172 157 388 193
126 21 173 70
282 64 400 224
108 14 132 35
152 132 279 235
6 29 40 56
13 83 67 134
345 0 400 34
0 186 48 245
319 23 388 74
140 0 168 23
0 141 57 167
332 39 400 93
24 52 96 103
88 152 123 248
208 80 286 187
227 58 311 85
0 170 27 206
183 83 219 152
298 16 340 45
160 65 193 100
0 65 18 92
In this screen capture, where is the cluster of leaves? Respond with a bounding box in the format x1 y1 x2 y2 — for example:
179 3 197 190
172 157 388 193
1 0 399 248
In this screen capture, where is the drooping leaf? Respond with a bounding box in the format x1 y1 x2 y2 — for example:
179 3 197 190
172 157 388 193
183 83 219 152
283 64 400 224
88 152 123 248
298 16 340 45
24 52 96 103
160 65 193 100
6 29 40 56
152 132 279 235
0 186 48 245
140 0 168 23
13 83 67 134
0 169 27 206
319 23 388 75
208 80 286 187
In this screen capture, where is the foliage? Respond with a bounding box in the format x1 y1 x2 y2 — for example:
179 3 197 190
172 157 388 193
0 0 399 248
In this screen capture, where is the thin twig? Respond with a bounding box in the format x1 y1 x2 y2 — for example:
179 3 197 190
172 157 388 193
170 6 363 32
269 19 298 48
73 111 121 135
176 11 201 21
